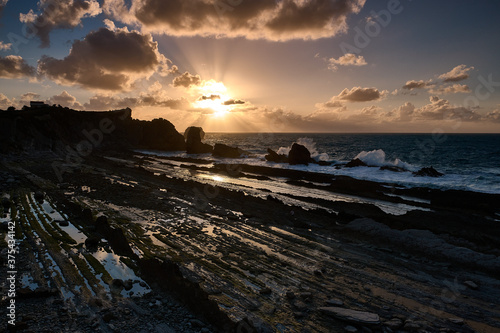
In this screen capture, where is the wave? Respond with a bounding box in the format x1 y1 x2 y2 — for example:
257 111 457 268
354 149 417 171
277 137 330 162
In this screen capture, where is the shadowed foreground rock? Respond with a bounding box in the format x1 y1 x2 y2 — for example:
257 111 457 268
212 143 248 158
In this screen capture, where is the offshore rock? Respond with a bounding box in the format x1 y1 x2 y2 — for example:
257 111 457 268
413 166 443 177
184 127 213 154
265 148 289 163
212 143 248 158
345 158 367 168
288 143 312 165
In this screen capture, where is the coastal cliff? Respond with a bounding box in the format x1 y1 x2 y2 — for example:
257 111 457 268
0 106 186 153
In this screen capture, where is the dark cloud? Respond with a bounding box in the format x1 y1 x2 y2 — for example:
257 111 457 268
438 64 474 82
172 71 202 88
106 0 365 41
38 28 167 90
334 87 385 102
19 0 101 48
402 80 428 90
199 94 220 101
223 99 245 105
0 55 36 78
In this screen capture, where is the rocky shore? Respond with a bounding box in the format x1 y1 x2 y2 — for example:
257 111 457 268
1 109 500 332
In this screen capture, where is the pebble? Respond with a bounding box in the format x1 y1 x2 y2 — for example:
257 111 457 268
344 325 358 332
326 298 344 306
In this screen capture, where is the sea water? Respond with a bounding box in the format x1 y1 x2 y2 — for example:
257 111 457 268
155 133 500 194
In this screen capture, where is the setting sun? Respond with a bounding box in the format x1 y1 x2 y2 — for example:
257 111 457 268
192 80 233 117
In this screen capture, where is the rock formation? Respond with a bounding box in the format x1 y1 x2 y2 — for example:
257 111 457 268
184 127 213 154
212 143 248 158
288 143 312 165
265 148 289 163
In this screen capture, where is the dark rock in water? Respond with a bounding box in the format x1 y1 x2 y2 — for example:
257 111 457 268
57 220 69 227
345 158 367 168
413 166 443 177
184 127 213 154
265 148 289 163
123 279 134 291
95 215 109 229
212 143 247 158
111 278 124 288
380 165 406 172
288 143 312 165
316 160 332 166
34 191 44 202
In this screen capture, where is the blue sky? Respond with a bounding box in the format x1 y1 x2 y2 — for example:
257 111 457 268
1 0 500 132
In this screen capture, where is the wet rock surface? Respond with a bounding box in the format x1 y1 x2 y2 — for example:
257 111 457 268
1 151 500 332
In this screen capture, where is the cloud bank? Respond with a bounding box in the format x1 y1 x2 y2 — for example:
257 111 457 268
104 0 366 41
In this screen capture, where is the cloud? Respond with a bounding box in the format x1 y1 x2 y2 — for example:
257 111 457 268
414 96 480 122
485 109 500 123
0 92 13 109
402 80 428 90
172 71 202 88
19 0 101 48
333 86 386 102
38 27 169 91
0 55 36 79
198 94 221 101
223 99 246 106
0 41 11 51
328 53 367 71
438 64 474 82
0 0 8 17
428 83 471 95
105 0 366 41
20 92 41 101
83 86 190 111
47 91 84 109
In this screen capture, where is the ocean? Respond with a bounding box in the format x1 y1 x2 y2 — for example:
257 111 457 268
157 133 500 194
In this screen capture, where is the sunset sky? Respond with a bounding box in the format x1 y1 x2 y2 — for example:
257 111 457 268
1 0 500 132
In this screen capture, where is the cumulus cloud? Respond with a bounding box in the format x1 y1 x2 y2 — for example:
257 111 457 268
105 0 366 41
402 80 428 90
47 91 84 109
413 96 480 122
438 64 474 82
328 53 367 71
0 55 36 79
0 41 11 50
333 86 386 102
19 0 101 48
172 72 202 88
485 109 500 122
428 83 471 95
38 27 169 91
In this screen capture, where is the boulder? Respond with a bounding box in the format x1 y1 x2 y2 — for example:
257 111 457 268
413 166 443 177
345 158 367 168
184 127 213 154
288 143 312 165
212 143 247 158
380 165 406 172
265 148 288 163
